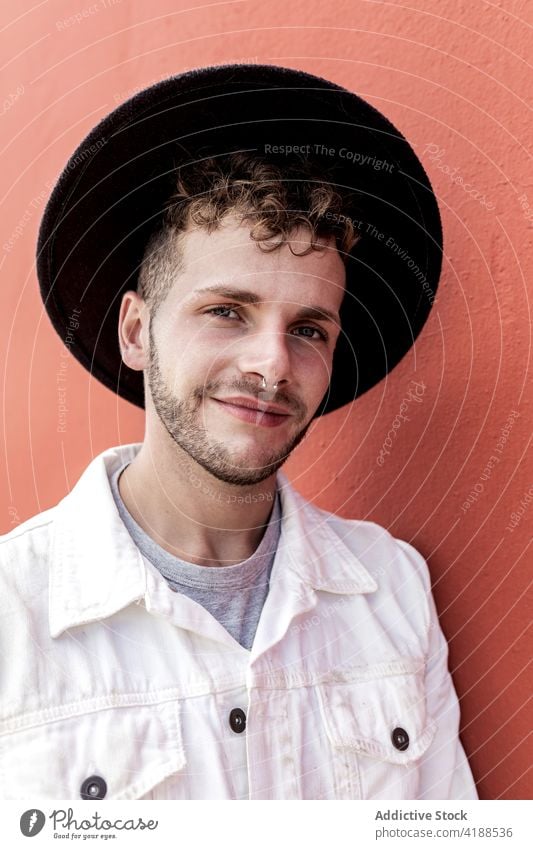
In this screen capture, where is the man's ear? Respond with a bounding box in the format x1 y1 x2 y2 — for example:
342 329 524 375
118 290 149 371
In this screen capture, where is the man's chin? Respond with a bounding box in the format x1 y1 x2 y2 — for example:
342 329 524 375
209 444 287 479
198 457 285 487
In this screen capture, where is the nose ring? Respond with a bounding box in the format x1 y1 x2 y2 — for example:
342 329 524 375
260 376 278 391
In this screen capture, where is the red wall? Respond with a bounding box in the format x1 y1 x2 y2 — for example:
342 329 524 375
1 0 531 800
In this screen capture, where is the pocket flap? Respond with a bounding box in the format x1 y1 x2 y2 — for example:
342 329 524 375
318 660 437 765
0 699 186 800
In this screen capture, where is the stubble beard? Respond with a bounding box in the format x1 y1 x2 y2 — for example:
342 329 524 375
146 321 314 486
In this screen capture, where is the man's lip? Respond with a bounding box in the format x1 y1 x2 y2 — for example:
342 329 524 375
211 396 291 416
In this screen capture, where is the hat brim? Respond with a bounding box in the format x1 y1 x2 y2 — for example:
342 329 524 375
36 63 442 417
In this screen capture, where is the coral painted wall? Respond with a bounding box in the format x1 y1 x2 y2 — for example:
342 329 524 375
1 0 531 800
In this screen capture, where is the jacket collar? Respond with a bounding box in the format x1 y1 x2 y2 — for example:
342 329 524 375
49 443 377 638
274 468 378 595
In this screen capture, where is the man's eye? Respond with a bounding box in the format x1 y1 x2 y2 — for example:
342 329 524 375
294 326 328 341
205 306 240 319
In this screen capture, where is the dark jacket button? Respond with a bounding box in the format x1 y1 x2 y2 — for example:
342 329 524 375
80 775 107 799
391 727 410 751
229 707 246 733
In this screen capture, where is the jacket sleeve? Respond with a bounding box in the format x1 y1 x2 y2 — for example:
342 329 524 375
396 539 479 800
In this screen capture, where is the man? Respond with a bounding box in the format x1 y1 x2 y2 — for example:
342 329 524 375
0 64 477 800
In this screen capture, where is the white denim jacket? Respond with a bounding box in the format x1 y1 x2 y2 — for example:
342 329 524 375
0 443 477 800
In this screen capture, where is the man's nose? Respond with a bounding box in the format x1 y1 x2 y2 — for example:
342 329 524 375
235 330 293 386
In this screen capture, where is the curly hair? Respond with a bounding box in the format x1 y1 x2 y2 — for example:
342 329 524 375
137 151 360 314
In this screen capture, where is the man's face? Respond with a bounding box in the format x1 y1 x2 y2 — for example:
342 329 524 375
144 214 346 486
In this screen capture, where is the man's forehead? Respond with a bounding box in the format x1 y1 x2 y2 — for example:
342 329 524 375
169 218 346 310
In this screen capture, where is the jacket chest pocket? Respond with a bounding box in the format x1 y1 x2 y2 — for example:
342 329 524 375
317 661 437 800
0 700 186 800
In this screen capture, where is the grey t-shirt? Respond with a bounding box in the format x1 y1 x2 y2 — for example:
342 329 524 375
109 463 282 650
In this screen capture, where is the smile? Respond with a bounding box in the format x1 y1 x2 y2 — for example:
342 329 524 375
210 398 290 428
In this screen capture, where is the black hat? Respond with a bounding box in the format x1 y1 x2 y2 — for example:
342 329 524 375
36 63 442 418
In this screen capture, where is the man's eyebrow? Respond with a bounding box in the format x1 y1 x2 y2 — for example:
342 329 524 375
189 285 340 324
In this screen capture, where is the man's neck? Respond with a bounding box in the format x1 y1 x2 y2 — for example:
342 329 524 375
117 441 279 567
